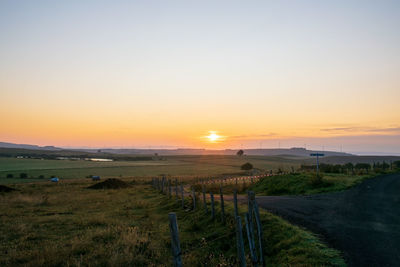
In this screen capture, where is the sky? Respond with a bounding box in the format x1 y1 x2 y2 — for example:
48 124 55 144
1 0 399 154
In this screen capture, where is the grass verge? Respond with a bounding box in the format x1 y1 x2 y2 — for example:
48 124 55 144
0 179 344 266
248 172 378 195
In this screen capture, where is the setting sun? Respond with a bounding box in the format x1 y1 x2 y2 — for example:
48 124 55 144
205 131 222 143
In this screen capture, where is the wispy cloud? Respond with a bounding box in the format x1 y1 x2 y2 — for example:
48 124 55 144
321 126 400 134
229 133 277 139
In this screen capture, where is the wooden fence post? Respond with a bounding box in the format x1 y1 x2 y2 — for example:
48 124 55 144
235 216 246 267
180 184 184 209
245 212 258 265
252 196 265 267
175 178 178 197
234 189 238 218
219 185 225 223
168 213 183 267
202 184 208 214
247 191 253 223
210 192 215 219
168 180 172 198
192 189 196 210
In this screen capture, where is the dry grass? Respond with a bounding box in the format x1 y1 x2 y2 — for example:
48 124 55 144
0 180 345 266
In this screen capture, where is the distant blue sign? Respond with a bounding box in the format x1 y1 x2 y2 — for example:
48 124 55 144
310 153 325 157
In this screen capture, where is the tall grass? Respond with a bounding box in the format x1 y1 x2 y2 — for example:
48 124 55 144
0 180 344 266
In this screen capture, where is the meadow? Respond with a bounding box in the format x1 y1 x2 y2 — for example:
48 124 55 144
0 155 301 184
0 178 345 266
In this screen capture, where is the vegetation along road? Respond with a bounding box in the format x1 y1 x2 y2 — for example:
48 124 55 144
255 173 400 266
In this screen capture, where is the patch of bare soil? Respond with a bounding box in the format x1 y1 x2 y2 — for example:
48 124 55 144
87 178 131 189
0 185 17 192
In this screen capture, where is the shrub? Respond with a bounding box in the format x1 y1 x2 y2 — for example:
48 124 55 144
241 162 253 170
309 173 324 187
38 175 45 179
6 174 13 178
20 173 28 179
394 161 400 169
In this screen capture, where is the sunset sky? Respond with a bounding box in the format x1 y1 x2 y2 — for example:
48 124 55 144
1 1 399 154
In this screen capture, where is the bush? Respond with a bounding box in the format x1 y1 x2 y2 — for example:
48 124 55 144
38 175 45 179
309 173 324 187
241 162 253 170
19 173 28 179
394 161 400 169
6 174 13 178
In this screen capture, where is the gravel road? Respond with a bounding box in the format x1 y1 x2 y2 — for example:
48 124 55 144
256 173 400 266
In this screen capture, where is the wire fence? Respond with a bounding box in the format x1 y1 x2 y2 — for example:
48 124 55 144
151 176 266 267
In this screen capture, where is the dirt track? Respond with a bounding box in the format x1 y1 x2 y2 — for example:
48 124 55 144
256 173 400 267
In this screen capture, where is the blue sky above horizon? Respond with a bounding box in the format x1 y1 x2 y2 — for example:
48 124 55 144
1 1 399 154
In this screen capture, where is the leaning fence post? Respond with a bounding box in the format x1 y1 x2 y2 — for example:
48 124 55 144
235 216 246 267
180 184 184 209
202 184 208 214
219 185 225 223
192 189 196 210
234 189 238 218
210 192 215 220
247 191 253 222
245 212 258 265
252 196 265 267
168 213 183 267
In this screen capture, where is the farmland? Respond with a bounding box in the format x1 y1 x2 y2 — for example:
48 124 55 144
0 155 301 184
0 179 344 266
1 152 398 266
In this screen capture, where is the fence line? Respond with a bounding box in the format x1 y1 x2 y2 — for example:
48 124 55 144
151 177 265 266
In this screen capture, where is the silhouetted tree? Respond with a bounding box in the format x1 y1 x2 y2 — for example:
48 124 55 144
237 150 244 156
241 162 253 170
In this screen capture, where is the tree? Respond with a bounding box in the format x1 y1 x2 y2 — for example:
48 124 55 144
241 162 253 170
237 150 244 156
19 173 28 179
6 174 13 178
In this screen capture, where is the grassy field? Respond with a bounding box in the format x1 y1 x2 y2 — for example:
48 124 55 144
193 172 376 196
247 172 375 196
0 179 345 266
0 156 301 184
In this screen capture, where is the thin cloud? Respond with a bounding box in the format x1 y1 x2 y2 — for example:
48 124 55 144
230 133 277 139
321 126 400 134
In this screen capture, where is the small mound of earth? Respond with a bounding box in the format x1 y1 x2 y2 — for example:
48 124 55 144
87 178 131 189
0 185 17 192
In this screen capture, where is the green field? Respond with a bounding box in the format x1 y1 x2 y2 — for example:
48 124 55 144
0 156 301 184
249 172 375 195
0 179 344 266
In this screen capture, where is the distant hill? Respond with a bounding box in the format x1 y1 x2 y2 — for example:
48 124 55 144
79 147 351 157
0 142 61 150
0 142 352 157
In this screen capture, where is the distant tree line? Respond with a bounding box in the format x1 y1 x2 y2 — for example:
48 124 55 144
301 161 400 174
